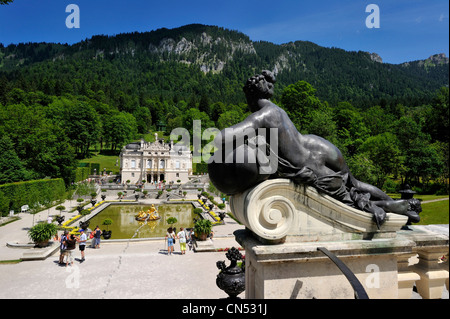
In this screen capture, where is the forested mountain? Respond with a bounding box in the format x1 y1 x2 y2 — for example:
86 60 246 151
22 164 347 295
0 24 448 193
0 24 448 107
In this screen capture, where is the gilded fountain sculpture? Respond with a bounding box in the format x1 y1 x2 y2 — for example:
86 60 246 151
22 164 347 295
135 204 161 221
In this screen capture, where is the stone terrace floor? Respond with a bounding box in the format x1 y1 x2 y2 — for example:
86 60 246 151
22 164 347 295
0 193 448 299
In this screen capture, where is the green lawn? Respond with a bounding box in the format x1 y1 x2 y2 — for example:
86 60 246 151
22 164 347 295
142 131 167 142
79 154 120 175
417 199 449 225
388 194 449 201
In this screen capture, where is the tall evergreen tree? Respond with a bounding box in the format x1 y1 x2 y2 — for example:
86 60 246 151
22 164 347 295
0 135 31 184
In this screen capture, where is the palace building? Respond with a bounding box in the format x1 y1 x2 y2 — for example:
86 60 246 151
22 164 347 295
119 134 192 184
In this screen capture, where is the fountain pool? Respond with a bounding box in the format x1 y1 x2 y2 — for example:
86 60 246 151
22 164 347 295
86 203 195 240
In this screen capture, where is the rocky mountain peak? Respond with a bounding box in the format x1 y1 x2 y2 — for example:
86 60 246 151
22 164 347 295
369 52 383 63
147 27 256 74
427 53 449 65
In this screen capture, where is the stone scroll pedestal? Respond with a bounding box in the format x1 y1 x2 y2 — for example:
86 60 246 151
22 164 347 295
230 179 408 243
230 179 449 299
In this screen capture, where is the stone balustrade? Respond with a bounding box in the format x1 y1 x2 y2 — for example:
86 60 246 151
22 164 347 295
400 225 449 299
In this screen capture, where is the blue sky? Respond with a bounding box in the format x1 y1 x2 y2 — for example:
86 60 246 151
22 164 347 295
0 0 448 64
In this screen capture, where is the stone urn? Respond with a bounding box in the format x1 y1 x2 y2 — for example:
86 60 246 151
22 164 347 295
197 233 208 241
79 220 90 230
216 247 245 298
102 230 112 239
36 240 50 248
399 184 422 226
56 215 65 226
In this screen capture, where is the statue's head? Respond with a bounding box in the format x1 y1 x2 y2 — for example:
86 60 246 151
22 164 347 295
243 70 276 102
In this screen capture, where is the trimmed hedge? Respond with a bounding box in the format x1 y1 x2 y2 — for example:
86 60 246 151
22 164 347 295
75 167 90 182
76 163 100 182
0 178 66 216
79 162 100 175
193 162 208 175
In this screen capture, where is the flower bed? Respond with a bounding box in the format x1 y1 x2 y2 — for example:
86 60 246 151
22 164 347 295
209 210 221 224
62 214 81 227
58 200 107 235
197 200 221 224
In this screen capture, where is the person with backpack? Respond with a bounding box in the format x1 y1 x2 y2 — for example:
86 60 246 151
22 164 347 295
65 234 76 267
165 227 175 256
58 230 68 265
186 228 193 251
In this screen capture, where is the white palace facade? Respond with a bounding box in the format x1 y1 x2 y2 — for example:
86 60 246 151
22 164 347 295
119 134 192 184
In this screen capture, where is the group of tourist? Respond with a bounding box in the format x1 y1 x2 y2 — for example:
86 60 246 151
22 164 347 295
165 227 215 255
165 227 192 256
57 225 102 266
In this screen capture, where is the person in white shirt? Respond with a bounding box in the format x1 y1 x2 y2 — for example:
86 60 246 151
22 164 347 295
77 229 87 262
177 227 187 255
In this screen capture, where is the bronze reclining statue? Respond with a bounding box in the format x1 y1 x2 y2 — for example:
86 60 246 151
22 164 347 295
208 70 419 228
